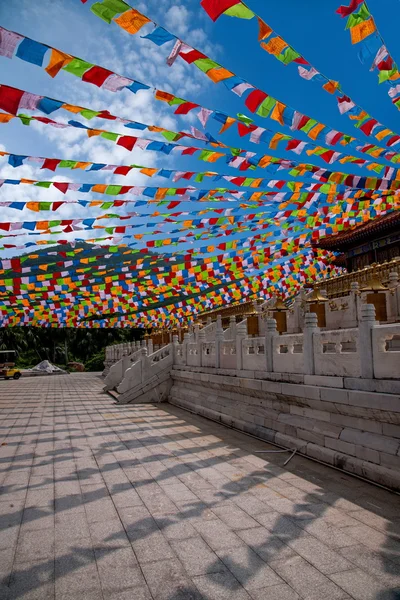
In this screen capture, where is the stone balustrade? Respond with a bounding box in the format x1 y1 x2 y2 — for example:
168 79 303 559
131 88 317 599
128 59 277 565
171 305 398 380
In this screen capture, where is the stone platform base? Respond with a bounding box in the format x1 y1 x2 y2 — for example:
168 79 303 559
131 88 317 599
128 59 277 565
169 368 400 492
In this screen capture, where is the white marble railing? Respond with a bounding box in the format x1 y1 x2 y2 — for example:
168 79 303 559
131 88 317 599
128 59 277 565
103 305 399 388
314 328 361 378
272 333 304 375
372 324 400 379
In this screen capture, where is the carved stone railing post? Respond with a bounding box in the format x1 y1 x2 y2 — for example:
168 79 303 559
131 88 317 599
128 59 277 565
194 323 200 343
229 315 236 339
359 304 377 379
303 312 319 375
183 332 190 366
198 328 206 367
147 338 153 356
389 271 399 321
215 316 224 369
265 318 277 373
140 347 148 383
172 335 180 364
236 320 247 371
135 341 141 350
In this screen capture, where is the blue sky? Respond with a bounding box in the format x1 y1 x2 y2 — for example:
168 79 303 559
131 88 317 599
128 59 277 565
1 0 400 257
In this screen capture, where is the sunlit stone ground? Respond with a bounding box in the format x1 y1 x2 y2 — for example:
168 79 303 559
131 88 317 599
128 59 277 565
0 373 399 600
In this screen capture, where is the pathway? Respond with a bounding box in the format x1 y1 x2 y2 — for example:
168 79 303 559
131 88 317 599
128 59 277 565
0 373 399 600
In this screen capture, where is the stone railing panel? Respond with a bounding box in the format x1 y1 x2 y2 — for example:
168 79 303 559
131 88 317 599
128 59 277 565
202 342 216 367
314 329 361 377
242 337 266 371
220 340 236 369
372 324 400 379
187 343 200 367
272 333 304 374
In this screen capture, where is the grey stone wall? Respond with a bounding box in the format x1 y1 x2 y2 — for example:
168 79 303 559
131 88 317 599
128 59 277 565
169 368 400 492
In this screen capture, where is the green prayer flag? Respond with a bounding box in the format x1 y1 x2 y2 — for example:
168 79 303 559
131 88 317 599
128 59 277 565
39 202 51 210
346 3 370 28
80 109 99 120
35 182 51 188
105 185 122 195
18 114 32 126
161 130 179 142
237 113 254 125
101 131 119 141
301 118 318 134
256 97 276 118
279 47 301 65
224 4 255 19
59 160 77 168
194 58 220 73
90 0 130 24
63 58 94 78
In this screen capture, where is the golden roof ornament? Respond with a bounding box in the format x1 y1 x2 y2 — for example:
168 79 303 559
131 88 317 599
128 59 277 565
306 287 328 304
360 265 387 293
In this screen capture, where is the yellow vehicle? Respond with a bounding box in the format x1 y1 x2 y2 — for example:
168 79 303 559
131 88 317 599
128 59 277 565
0 351 21 380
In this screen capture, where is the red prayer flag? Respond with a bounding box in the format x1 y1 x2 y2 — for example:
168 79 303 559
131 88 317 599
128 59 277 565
200 0 242 22
245 89 268 113
336 0 364 17
179 49 207 64
53 182 69 194
82 66 114 87
114 166 132 175
0 85 24 114
174 102 199 114
117 136 137 151
41 158 61 171
360 119 378 136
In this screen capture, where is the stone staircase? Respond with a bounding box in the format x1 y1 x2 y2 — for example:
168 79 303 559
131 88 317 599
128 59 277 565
105 344 174 405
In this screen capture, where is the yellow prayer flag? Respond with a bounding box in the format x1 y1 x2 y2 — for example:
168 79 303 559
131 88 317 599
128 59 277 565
92 184 108 193
219 116 236 134
0 114 14 124
73 162 91 170
62 104 83 114
269 133 285 150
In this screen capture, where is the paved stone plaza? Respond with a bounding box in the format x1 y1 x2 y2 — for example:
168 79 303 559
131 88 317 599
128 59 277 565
0 374 399 600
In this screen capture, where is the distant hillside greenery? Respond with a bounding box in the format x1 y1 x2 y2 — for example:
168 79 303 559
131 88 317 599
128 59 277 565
0 327 145 371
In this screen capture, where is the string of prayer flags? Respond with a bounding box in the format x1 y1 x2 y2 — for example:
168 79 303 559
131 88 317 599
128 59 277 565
78 2 400 157
337 1 400 110
4 25 400 167
5 84 400 170
200 1 400 146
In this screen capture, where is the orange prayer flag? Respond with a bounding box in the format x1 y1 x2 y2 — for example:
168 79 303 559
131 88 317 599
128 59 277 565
87 129 102 138
322 80 340 94
92 184 108 193
219 116 236 134
258 17 272 41
155 90 174 103
62 103 84 114
36 221 49 231
114 8 151 34
258 156 271 168
308 123 325 141
261 36 288 56
73 162 91 170
20 178 35 184
140 167 158 176
26 202 40 212
270 101 286 125
350 18 376 44
148 125 163 133
207 67 234 82
45 48 73 78
375 128 392 141
269 133 285 150
0 114 15 124
350 110 367 121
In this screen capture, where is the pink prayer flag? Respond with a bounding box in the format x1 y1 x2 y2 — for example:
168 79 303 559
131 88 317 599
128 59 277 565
298 66 319 81
19 92 43 110
103 74 132 92
197 107 212 127
0 28 23 59
231 82 253 97
167 39 182 66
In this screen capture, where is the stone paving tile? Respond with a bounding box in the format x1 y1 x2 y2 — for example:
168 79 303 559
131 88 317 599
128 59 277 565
1 374 400 600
